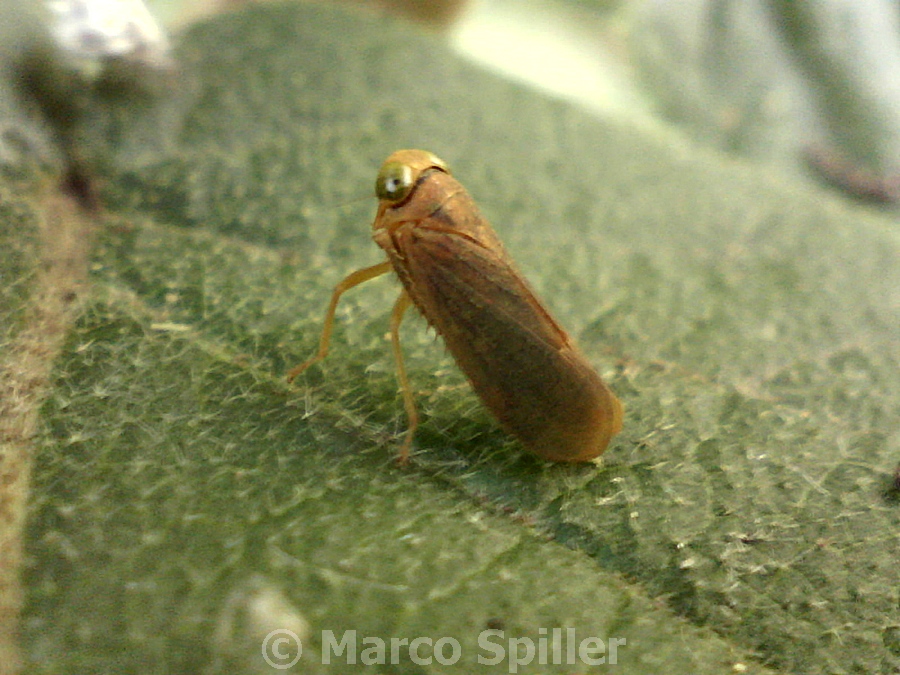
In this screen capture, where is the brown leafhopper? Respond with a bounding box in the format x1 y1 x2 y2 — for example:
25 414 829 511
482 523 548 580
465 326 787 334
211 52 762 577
288 150 623 462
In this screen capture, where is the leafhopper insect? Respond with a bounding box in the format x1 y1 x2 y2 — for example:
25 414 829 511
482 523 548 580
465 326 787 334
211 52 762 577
288 150 623 462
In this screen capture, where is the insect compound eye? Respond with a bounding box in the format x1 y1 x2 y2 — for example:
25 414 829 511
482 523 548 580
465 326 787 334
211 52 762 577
375 161 415 204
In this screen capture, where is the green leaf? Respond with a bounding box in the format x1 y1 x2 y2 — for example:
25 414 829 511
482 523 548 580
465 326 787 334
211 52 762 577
11 3 899 674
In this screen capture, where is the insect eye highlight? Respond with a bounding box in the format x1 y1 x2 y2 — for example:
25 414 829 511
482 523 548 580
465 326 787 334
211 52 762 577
375 162 415 203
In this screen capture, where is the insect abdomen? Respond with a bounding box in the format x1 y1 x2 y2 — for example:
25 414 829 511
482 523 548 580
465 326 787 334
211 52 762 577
392 223 622 462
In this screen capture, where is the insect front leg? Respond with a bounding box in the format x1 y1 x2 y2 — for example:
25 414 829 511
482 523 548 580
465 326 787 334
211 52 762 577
389 289 416 463
286 260 393 382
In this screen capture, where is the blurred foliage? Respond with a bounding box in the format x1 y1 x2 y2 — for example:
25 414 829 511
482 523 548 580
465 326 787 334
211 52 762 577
630 0 900 185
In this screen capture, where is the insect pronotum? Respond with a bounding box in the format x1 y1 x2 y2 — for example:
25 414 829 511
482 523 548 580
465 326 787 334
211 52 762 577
288 150 623 462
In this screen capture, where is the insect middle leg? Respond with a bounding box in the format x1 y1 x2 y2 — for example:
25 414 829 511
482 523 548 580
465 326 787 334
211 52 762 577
389 289 416 463
286 260 393 382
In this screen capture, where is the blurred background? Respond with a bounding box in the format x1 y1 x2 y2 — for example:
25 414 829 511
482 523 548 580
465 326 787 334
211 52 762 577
2 0 899 203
